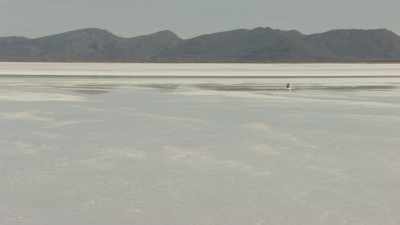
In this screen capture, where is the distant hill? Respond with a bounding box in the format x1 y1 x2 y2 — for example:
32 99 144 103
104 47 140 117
0 28 182 61
1 27 400 62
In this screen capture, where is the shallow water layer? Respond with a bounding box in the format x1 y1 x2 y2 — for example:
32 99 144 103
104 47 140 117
1 64 400 225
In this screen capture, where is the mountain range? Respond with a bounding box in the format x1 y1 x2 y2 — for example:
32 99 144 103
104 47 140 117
1 27 400 62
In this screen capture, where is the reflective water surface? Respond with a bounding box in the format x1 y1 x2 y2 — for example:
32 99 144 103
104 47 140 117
1 63 400 225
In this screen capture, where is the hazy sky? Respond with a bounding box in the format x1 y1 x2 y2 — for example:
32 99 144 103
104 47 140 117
0 0 398 38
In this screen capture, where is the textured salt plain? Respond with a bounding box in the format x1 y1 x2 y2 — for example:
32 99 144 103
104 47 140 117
2 62 400 77
0 63 400 225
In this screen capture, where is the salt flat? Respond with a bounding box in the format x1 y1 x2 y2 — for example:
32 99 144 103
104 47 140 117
0 63 400 225
1 62 400 77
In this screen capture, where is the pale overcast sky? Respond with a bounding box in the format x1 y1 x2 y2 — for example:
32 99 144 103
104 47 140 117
0 0 398 38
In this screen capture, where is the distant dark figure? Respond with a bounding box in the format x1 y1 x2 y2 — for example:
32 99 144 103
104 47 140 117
286 83 291 89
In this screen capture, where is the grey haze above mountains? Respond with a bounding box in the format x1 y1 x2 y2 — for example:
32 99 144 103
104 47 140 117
1 27 400 62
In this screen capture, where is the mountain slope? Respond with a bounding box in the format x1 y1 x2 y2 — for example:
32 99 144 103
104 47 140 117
34 28 120 61
305 29 400 60
160 27 324 60
1 27 400 62
0 29 183 61
118 30 182 60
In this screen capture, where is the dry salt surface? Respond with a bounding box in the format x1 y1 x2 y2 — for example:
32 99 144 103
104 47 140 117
1 63 400 225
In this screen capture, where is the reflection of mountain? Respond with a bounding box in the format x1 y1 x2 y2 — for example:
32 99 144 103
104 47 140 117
194 83 398 92
1 27 400 62
58 83 118 95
